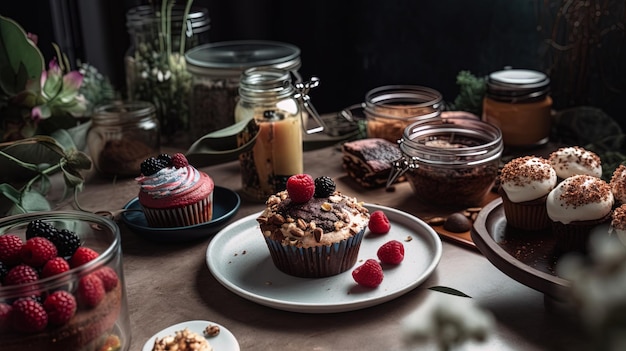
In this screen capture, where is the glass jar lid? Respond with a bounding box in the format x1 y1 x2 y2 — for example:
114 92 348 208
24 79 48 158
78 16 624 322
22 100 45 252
185 40 301 77
399 117 503 166
486 69 550 103
126 5 210 34
364 85 443 120
92 101 156 126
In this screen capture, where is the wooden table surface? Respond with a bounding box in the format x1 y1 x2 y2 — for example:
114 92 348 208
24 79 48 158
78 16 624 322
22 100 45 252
71 144 592 351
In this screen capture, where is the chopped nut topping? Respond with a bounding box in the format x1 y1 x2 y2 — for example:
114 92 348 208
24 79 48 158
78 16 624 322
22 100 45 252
313 228 324 242
321 203 332 211
289 227 305 237
297 218 307 230
151 328 211 351
271 214 286 225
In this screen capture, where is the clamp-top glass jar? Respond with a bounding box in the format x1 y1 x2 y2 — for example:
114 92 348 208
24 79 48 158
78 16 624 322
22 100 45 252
235 67 323 201
185 40 302 141
482 68 552 147
342 85 443 143
87 101 160 177
389 116 503 208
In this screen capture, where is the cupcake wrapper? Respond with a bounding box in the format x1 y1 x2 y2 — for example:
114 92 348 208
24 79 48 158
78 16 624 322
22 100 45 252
499 188 550 231
264 228 365 278
142 194 213 228
551 215 610 253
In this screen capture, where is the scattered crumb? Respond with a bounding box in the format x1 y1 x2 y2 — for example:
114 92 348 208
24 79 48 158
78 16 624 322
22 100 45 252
242 250 247 255
204 324 220 337
265 281 272 285
405 236 413 242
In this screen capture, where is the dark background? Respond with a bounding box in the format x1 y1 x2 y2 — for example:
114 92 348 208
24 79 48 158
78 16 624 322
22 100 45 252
1 0 625 129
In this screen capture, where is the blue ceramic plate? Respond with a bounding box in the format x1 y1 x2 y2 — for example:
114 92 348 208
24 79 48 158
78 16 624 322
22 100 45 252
121 186 241 242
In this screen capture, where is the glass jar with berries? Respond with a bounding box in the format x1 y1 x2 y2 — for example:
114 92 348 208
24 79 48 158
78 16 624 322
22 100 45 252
234 67 326 201
87 101 160 177
0 211 131 351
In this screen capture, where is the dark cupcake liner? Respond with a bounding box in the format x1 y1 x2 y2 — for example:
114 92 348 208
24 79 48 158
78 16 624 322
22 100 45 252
141 194 213 228
264 228 365 278
551 214 611 253
499 188 550 231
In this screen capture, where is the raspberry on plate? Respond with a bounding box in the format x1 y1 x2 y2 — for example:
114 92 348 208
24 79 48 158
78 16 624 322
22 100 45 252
377 240 405 265
286 174 315 203
368 210 391 234
44 290 77 326
352 259 384 288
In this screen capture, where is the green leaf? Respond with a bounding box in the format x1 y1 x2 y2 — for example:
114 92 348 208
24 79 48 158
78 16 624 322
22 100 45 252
0 183 22 203
428 286 472 298
17 189 51 212
0 15 45 96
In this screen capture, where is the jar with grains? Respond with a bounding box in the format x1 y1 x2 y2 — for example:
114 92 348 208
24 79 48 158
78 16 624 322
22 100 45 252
482 68 552 148
388 116 503 208
342 85 443 143
235 67 323 202
185 40 302 142
87 101 160 177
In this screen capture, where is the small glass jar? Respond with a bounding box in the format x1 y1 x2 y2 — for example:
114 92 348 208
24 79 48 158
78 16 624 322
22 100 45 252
482 69 552 147
185 40 302 141
87 101 160 177
342 85 443 143
234 67 308 201
389 116 503 208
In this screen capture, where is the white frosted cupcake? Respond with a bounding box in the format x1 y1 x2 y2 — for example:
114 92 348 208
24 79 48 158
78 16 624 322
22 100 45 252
610 164 626 205
548 146 602 180
547 174 614 252
499 156 557 231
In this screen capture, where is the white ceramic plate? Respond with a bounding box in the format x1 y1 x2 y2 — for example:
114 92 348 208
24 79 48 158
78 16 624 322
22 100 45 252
206 204 442 313
142 320 240 351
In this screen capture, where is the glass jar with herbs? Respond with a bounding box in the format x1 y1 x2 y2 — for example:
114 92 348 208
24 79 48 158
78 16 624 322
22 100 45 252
125 3 210 142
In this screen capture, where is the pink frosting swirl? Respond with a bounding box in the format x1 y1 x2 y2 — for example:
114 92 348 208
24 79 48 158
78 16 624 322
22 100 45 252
136 166 214 208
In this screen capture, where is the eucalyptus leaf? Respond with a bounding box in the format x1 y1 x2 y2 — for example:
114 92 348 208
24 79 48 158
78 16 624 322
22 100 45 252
0 15 45 96
15 189 51 213
428 286 472 298
61 164 85 188
0 183 22 203
186 116 258 167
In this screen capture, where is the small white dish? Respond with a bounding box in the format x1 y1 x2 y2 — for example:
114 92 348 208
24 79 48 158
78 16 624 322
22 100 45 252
206 204 442 313
142 320 240 351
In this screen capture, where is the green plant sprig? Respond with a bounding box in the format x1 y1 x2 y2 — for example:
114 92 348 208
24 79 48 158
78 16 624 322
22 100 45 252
0 135 92 215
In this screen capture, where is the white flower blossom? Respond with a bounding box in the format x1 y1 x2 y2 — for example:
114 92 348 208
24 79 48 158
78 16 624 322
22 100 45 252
557 230 626 350
402 293 494 351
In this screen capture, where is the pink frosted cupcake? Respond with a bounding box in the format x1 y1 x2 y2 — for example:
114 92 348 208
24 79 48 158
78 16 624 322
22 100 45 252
136 153 214 227
499 156 557 231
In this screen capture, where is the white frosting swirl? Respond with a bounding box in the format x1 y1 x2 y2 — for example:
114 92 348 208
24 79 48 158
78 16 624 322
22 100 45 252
549 146 602 178
136 166 200 198
546 175 614 224
501 156 557 202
